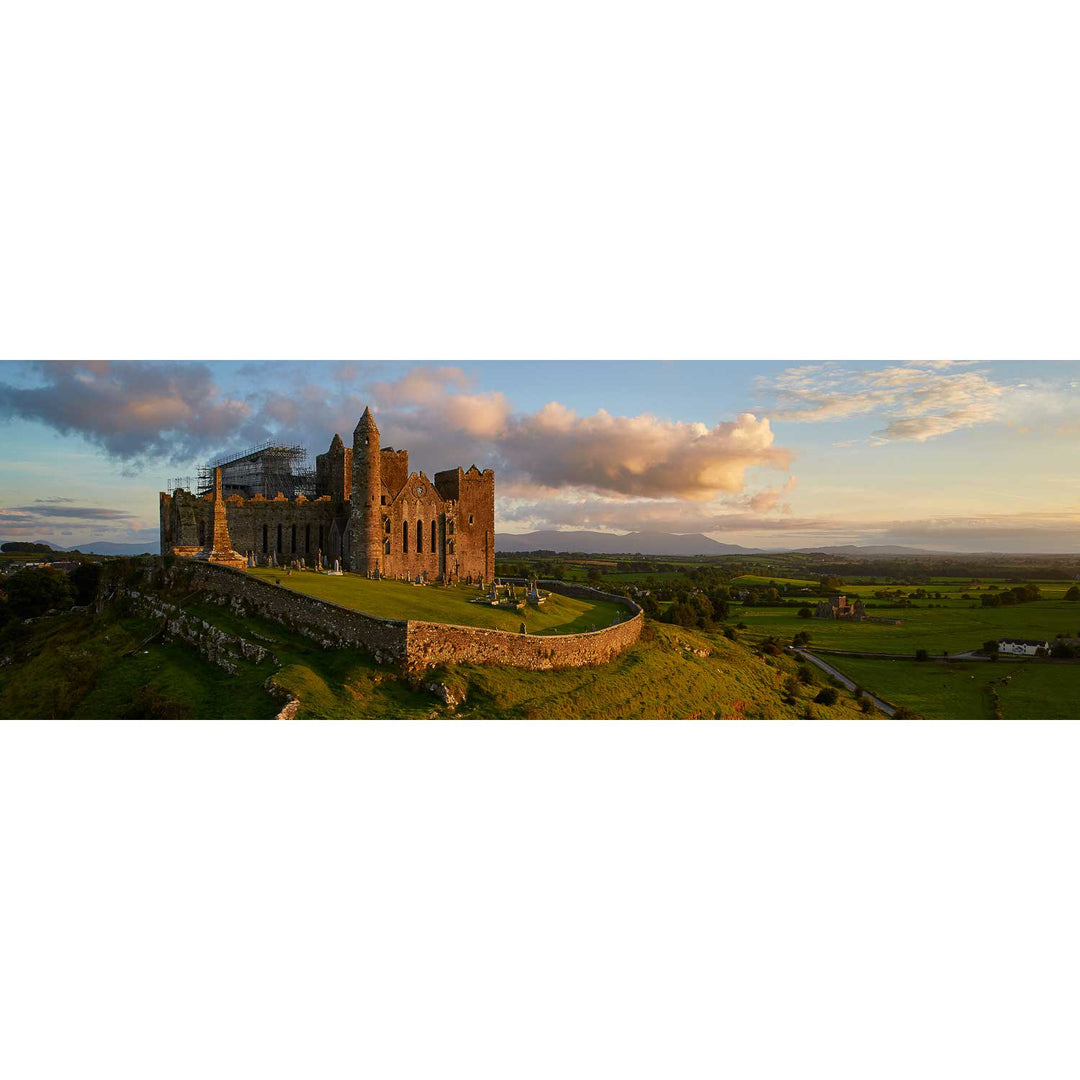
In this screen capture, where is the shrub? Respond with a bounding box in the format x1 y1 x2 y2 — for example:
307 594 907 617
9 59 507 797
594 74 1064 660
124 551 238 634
798 607 812 619
796 663 816 685
813 687 839 706
118 686 190 720
914 648 929 661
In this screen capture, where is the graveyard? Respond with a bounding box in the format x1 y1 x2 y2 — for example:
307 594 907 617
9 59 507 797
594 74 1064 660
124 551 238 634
245 566 624 634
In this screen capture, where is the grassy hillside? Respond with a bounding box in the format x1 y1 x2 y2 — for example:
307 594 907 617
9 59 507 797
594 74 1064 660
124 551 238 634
0 594 878 719
0 610 280 719
246 567 623 633
431 623 878 719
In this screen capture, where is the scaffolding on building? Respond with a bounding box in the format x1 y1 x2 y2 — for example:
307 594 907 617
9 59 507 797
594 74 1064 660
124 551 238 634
188 440 316 499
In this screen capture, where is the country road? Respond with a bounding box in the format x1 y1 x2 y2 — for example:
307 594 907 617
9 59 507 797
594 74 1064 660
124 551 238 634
791 647 897 718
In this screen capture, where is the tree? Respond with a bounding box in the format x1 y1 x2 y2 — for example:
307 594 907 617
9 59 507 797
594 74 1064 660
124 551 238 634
70 562 103 606
5 567 75 618
798 607 812 619
1065 585 1080 602
792 630 811 647
982 639 1000 656
586 568 602 584
814 687 839 705
914 648 929 661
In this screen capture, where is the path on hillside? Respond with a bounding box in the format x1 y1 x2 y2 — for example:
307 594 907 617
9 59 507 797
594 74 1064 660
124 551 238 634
791 648 897 718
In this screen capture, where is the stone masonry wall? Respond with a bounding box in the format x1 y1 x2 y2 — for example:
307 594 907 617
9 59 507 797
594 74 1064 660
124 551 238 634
166 561 408 667
161 562 642 674
405 581 643 673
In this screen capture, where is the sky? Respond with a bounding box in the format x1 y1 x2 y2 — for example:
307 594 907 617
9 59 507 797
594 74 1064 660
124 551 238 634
0 359 1077 553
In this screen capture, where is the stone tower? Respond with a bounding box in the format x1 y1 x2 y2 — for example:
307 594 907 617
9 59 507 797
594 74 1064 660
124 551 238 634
348 407 383 575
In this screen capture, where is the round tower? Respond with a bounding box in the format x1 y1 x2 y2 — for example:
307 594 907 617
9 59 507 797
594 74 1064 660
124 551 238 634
348 406 383 574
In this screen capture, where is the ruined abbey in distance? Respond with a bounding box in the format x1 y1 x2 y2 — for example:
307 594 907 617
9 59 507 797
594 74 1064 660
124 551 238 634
159 408 496 582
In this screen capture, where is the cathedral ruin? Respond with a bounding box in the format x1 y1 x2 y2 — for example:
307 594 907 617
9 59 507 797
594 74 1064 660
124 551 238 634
159 408 495 582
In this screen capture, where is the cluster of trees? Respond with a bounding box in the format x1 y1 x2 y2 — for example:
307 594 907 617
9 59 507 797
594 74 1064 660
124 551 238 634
1 542 54 553
980 584 1041 607
661 588 730 628
0 564 103 628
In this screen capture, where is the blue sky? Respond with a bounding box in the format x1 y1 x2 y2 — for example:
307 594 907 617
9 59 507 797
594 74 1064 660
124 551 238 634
1 360 1077 552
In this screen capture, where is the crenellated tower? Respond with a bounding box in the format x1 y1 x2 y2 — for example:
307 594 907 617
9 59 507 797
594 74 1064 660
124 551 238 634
348 406 383 574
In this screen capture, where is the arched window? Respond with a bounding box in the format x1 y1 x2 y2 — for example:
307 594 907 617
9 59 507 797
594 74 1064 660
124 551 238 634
384 516 391 534
318 525 324 551
305 524 310 553
431 520 437 551
291 524 297 552
448 539 454 555
262 523 268 553
384 538 391 556
417 520 423 553
198 521 205 546
402 520 408 553
276 524 282 552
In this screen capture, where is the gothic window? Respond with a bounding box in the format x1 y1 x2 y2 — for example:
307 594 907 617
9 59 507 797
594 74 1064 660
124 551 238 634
198 521 205 546
384 538 391 556
468 514 474 525
402 520 408 554
448 520 454 535
431 520 437 551
305 524 311 553
384 516 391 534
318 525 324 551
381 495 386 505
448 539 455 555
416 520 423 553
263 524 268 553
291 524 297 552
276 524 283 552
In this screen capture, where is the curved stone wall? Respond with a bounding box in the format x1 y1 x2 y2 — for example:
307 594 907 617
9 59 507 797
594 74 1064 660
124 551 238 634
156 562 642 673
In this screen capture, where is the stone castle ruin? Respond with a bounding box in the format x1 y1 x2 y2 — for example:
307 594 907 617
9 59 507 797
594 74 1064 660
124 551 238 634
160 407 495 583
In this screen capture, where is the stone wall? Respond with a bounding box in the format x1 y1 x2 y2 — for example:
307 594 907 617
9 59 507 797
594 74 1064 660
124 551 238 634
165 561 408 668
405 580 643 673
158 562 642 674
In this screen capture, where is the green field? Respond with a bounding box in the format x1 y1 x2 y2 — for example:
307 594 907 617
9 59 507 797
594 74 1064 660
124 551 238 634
730 574 820 588
736 598 1080 655
247 567 623 634
819 656 1080 720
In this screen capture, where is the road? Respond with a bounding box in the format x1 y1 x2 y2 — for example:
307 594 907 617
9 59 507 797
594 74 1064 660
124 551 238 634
791 647 897 718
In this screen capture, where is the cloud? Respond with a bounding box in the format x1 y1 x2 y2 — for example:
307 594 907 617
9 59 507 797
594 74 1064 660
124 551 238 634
6 505 136 520
759 361 1015 442
0 361 249 462
497 406 791 500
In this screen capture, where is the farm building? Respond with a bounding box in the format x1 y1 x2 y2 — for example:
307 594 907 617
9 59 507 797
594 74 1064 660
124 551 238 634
998 638 1050 657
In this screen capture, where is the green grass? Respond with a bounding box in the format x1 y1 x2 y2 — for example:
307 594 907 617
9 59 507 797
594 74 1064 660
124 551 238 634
817 655 1080 720
735 599 1080 655
0 610 279 719
440 623 880 719
246 567 623 634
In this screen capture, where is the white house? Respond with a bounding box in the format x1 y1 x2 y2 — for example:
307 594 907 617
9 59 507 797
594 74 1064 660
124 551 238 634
998 638 1050 657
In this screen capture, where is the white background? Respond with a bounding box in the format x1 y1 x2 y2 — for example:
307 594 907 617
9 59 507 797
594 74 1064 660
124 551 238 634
2 2 1080 1078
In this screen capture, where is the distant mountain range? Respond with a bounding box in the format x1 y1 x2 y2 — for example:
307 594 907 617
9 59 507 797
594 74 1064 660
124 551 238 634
495 531 956 557
12 539 162 557
8 533 1045 560
495 530 769 556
